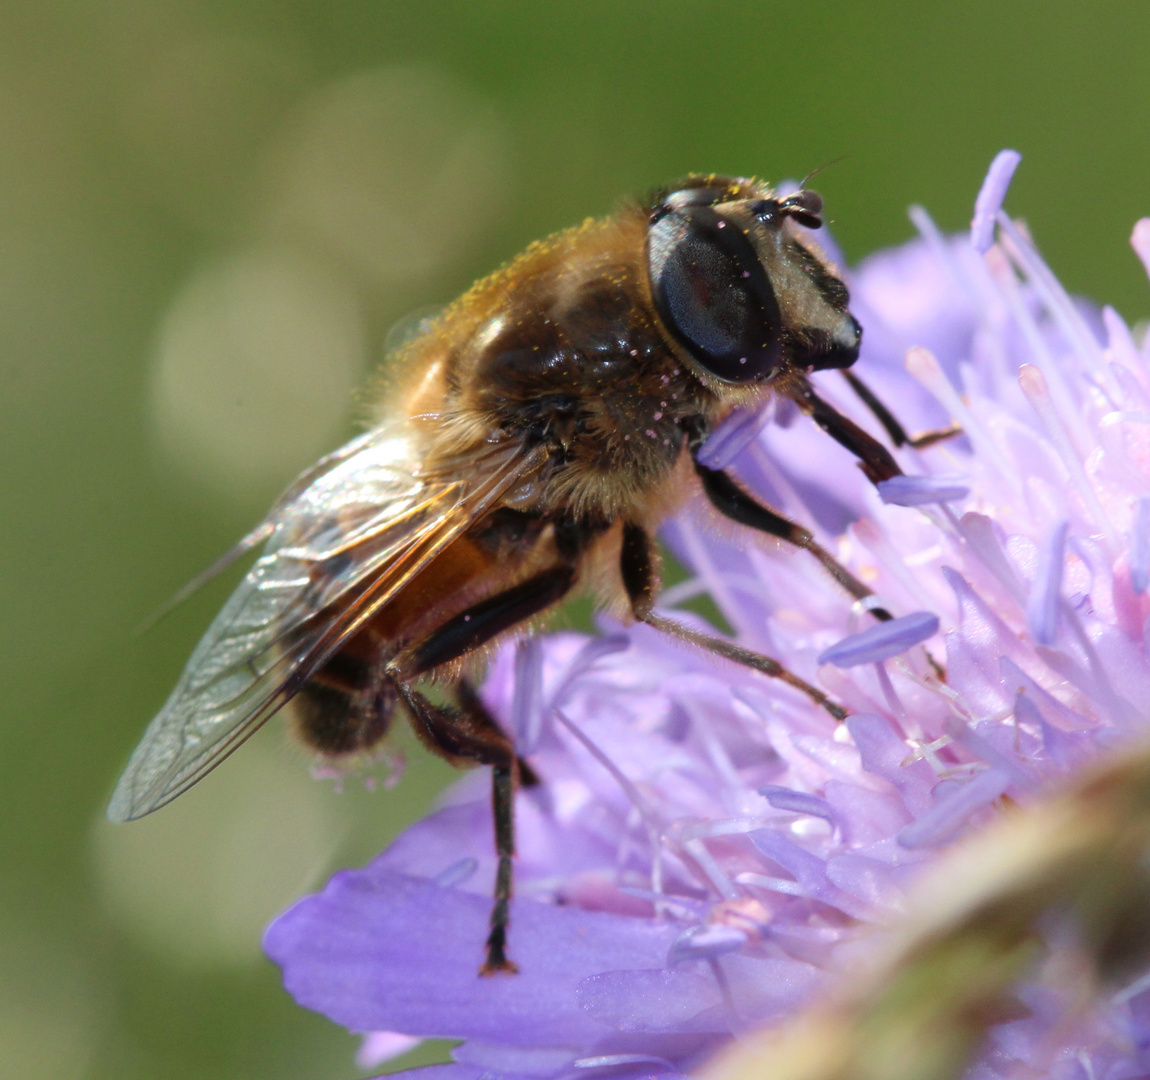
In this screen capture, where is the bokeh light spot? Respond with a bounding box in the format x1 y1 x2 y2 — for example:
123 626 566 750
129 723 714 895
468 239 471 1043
93 734 347 970
150 244 366 499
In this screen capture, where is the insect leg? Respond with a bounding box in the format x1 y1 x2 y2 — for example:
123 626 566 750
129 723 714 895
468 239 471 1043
407 565 576 676
621 522 848 721
389 559 585 975
692 457 892 622
783 376 902 483
458 677 540 787
392 678 523 975
841 370 962 449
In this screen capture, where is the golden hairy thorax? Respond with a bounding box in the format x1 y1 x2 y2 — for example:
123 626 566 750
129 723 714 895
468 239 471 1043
395 205 725 526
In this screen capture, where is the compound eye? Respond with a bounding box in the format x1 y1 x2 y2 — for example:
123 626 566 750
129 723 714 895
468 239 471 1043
648 206 782 383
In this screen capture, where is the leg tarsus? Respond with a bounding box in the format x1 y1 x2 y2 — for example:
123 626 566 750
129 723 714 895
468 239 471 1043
642 610 848 721
786 376 902 484
693 460 892 621
479 766 519 976
907 423 963 450
392 678 523 975
841 370 963 450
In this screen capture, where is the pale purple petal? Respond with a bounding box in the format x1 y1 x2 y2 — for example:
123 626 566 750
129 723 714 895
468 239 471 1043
434 858 479 889
667 925 748 964
817 611 939 667
549 636 631 711
696 405 772 469
357 1032 421 1070
1132 498 1150 595
748 829 833 896
845 713 934 815
265 869 683 1046
971 149 1022 253
511 636 546 750
878 475 970 506
1027 520 1068 647
898 768 1012 849
1132 219 1150 281
575 969 722 1033
573 1053 683 1074
825 854 904 913
719 956 825 1024
373 1066 531 1080
452 1043 580 1076
757 785 838 829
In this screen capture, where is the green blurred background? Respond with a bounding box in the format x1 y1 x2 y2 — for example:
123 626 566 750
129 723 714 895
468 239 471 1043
3 1 1150 1076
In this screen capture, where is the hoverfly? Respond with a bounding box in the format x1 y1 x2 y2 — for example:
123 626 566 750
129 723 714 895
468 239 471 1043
110 174 910 974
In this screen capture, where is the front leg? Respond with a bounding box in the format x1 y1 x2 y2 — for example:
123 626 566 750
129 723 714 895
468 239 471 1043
692 456 892 623
783 375 902 483
841 370 962 450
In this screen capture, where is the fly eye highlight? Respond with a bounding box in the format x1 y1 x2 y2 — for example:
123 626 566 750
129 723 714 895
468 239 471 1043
650 184 729 224
647 205 782 384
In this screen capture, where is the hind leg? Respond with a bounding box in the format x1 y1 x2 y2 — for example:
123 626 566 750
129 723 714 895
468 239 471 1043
386 561 584 973
393 678 524 974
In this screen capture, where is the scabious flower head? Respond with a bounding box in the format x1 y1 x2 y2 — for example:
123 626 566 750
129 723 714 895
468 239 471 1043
265 152 1150 1080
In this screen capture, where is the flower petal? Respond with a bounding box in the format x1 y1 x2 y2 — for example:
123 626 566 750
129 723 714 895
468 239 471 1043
575 969 722 1033
696 405 772 470
817 612 939 667
877 475 970 506
1026 521 1068 647
971 149 1021 254
264 869 682 1046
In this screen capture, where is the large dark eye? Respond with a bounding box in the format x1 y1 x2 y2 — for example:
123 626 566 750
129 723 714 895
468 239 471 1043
647 205 782 383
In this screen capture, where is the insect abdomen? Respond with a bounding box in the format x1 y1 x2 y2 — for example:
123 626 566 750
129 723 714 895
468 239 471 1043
292 649 395 756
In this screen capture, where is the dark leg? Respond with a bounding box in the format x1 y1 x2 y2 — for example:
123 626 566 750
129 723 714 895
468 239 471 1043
841 370 962 450
693 460 892 622
784 376 902 483
393 678 524 975
389 560 583 975
621 523 848 721
458 677 540 786
407 565 576 676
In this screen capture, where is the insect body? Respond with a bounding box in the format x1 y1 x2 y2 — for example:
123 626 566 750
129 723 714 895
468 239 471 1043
109 175 904 974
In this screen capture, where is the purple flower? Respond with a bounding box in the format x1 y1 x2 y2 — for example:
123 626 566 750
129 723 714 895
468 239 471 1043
265 153 1150 1079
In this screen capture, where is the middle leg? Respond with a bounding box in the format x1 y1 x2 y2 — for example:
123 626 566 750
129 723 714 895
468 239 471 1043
621 521 848 721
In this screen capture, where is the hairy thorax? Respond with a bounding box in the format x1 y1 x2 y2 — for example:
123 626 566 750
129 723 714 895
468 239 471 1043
398 207 720 525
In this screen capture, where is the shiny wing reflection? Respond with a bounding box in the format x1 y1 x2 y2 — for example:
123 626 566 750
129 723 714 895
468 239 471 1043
108 420 532 822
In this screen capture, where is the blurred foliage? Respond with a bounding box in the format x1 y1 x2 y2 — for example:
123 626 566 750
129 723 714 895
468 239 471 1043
2 1 1150 1077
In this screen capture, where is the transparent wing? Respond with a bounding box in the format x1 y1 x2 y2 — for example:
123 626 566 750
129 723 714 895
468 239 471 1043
135 429 387 631
109 421 537 822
